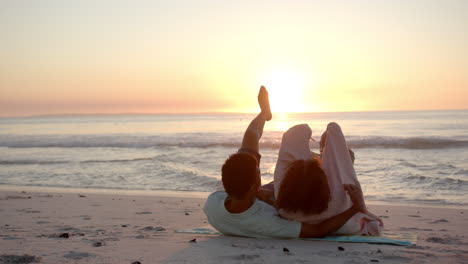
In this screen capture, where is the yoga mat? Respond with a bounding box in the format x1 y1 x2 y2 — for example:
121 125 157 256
175 228 417 246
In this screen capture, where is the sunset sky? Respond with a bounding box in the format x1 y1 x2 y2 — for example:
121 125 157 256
1 0 467 116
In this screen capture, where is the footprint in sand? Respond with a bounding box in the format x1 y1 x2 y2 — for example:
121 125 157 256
222 254 261 261
139 226 165 232
136 211 152 215
0 255 40 263
58 227 82 233
2 236 24 240
63 251 94 260
399 227 432 231
16 209 40 213
426 236 462 245
79 215 92 220
3 195 31 200
429 219 449 224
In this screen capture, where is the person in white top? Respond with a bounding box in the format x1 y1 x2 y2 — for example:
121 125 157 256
204 86 368 239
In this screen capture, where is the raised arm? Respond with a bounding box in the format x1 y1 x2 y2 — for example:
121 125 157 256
240 86 272 153
299 184 366 238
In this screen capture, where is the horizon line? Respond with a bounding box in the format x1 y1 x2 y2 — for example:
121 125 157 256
1 108 466 119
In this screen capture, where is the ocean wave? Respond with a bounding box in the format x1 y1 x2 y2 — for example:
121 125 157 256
0 134 467 150
0 134 255 149
455 169 468 175
403 174 468 191
82 157 154 163
378 196 468 208
346 137 468 149
405 174 468 183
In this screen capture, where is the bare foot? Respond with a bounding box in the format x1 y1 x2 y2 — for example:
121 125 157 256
258 86 272 121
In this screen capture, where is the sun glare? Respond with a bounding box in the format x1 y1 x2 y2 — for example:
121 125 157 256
261 68 308 113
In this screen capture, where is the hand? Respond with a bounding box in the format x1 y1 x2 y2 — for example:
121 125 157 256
344 184 366 213
348 149 355 164
363 209 385 227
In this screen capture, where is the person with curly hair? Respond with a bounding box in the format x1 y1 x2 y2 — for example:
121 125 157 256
260 122 383 236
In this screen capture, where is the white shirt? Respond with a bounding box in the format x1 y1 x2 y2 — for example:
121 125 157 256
204 191 301 239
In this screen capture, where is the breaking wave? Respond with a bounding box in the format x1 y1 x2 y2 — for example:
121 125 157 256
1 134 467 150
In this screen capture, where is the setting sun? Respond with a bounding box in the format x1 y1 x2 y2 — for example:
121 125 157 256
261 68 309 113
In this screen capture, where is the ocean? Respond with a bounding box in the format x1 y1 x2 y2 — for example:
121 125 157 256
0 110 467 209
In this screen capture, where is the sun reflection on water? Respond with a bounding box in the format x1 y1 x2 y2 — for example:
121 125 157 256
271 113 291 132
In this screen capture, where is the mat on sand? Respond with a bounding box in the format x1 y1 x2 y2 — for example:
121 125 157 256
175 228 417 246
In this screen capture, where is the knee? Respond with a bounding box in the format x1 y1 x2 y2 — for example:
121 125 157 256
284 124 311 138
326 122 341 132
326 122 345 138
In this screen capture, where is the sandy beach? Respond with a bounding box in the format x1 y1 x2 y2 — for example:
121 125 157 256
0 188 467 264
2 0 467 263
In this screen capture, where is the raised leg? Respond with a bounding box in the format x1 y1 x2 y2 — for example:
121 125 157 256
321 122 359 185
322 122 384 229
240 86 272 153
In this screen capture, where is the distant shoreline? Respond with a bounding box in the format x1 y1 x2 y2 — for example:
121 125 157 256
0 184 210 199
0 108 466 119
1 184 466 210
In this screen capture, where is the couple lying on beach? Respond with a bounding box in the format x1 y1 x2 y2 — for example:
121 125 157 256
204 86 384 238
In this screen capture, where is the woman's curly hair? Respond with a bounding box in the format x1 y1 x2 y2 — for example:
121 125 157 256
276 158 331 215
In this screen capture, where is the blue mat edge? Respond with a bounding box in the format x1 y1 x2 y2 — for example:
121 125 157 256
175 228 417 246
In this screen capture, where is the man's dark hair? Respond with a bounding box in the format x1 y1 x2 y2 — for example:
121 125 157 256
276 158 331 215
222 152 258 199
